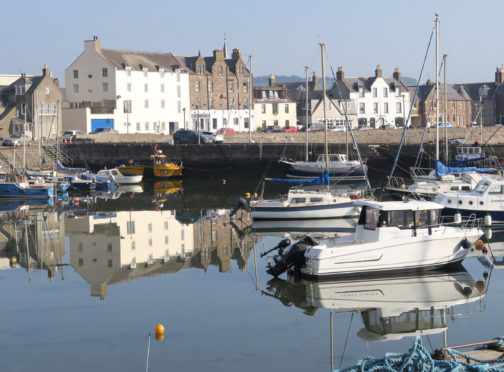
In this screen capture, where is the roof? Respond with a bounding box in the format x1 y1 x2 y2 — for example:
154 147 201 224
100 48 182 72
453 82 497 100
408 84 470 102
173 53 250 77
354 199 444 211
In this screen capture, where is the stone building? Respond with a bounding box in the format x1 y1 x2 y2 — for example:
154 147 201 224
408 80 472 128
0 66 62 139
253 75 296 130
174 45 253 132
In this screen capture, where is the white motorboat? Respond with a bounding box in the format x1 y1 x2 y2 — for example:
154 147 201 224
434 175 504 225
96 168 142 185
265 199 484 278
250 188 361 220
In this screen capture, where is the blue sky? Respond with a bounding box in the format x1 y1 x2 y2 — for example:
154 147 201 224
3 0 503 86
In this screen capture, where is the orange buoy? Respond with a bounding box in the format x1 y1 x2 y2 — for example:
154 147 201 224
155 324 165 335
155 332 165 341
476 280 485 293
474 240 485 251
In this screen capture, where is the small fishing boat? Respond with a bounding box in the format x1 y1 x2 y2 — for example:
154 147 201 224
435 175 504 225
265 199 485 278
118 150 182 180
96 168 142 185
0 173 54 199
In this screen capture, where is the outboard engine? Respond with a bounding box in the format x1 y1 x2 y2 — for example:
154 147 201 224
266 236 319 278
229 197 249 217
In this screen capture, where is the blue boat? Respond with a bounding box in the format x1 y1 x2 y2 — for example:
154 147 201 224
0 173 54 199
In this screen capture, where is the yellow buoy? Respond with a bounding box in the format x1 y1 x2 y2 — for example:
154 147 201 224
154 324 165 335
253 193 258 198
155 332 165 341
245 193 251 198
474 240 485 251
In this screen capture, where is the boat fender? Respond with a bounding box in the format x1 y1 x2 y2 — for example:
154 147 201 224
461 239 470 249
229 197 249 217
484 214 492 226
453 213 462 224
474 240 485 251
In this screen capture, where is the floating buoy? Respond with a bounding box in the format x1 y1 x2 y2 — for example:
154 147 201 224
352 194 360 199
155 333 165 341
9 256 17 268
400 184 406 189
155 324 165 335
253 193 258 198
476 280 485 293
474 240 485 251
245 192 251 199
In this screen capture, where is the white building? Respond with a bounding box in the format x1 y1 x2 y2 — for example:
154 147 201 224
330 66 411 128
63 36 190 134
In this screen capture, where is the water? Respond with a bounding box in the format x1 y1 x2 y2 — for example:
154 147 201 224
0 175 501 372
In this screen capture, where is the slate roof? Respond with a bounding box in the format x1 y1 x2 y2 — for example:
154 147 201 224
173 54 250 76
100 49 183 72
407 84 469 102
453 82 497 100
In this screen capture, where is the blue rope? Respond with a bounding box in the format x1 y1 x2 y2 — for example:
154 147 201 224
336 336 504 372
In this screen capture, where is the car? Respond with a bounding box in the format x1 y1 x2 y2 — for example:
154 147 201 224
63 130 85 142
261 125 282 133
89 127 119 134
3 133 32 147
381 124 396 130
307 123 325 132
216 128 236 134
470 121 481 127
438 122 453 128
329 125 346 132
357 125 372 130
282 126 298 133
201 131 224 143
173 129 214 144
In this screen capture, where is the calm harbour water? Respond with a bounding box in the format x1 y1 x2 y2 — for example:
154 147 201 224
0 174 502 372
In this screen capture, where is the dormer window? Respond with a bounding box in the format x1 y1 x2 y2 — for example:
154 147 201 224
121 63 126 69
395 87 400 97
237 65 244 76
143 67 148 77
218 66 223 76
358 87 364 98
159 68 165 78
125 66 131 76
197 64 204 75
383 87 388 97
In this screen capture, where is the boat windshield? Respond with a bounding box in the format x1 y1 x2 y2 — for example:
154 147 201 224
360 207 439 230
474 181 490 194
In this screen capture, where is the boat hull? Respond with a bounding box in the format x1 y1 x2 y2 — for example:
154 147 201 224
251 202 358 220
280 160 366 180
301 227 482 278
0 183 54 198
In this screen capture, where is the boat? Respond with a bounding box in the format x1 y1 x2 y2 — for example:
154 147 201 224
265 199 484 278
280 154 366 181
96 168 142 185
251 216 357 234
0 173 54 199
434 175 504 225
118 149 182 180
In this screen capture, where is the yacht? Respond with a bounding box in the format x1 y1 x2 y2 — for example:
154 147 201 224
265 199 484 278
280 154 366 181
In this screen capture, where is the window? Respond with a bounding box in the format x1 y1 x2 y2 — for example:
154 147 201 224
395 87 400 97
107 243 113 252
161 100 165 108
262 120 266 127
195 81 200 92
261 104 266 114
145 100 149 109
244 99 248 109
177 101 181 113
272 103 278 114
161 84 165 93
165 236 169 244
364 207 379 230
209 99 214 109
383 87 388 97
78 258 83 266
291 198 306 204
136 123 141 131
384 102 389 114
126 66 131 76
20 103 26 115
145 122 149 131
373 87 377 97
396 102 402 113
127 221 135 234
144 83 148 92
102 83 108 92
359 102 365 114
274 120 279 126
73 84 79 93
244 118 249 129
181 230 185 240
107 259 112 268
218 66 223 76
228 81 234 92
124 100 132 113
149 238 152 247
127 83 131 92
148 223 152 233
285 120 289 126
238 65 244 76
73 70 79 79
229 98 234 107
159 68 165 78
177 85 181 98
208 81 213 92
102 68 108 77
243 82 248 92
196 98 200 109
212 118 217 129
197 64 204 74
373 102 378 114
223 118 227 126
359 87 364 98
143 67 148 77
234 117 239 125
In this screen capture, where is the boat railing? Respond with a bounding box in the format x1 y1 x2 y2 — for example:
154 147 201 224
440 213 483 230
410 167 432 178
387 176 409 190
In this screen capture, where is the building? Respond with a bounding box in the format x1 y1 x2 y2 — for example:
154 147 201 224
409 80 472 128
0 66 62 139
64 36 190 134
253 75 296 130
174 45 253 132
330 66 410 129
454 67 504 126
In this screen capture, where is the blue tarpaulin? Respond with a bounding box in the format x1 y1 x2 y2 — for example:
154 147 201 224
435 160 491 177
268 170 330 185
447 157 488 167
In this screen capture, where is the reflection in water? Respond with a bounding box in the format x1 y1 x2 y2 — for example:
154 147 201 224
264 268 488 341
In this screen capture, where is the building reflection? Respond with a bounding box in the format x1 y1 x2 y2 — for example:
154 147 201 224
65 208 257 299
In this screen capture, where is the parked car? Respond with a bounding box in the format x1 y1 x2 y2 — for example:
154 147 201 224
89 127 119 134
307 123 325 132
173 129 214 144
438 122 453 128
357 125 372 130
380 124 396 130
329 125 346 132
282 126 298 133
201 131 224 143
3 133 32 147
262 125 282 133
216 128 236 134
63 130 85 142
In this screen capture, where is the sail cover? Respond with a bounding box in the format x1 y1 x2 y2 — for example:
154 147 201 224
435 160 491 177
268 170 330 185
56 160 85 173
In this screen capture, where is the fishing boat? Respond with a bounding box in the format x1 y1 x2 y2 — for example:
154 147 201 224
96 168 142 185
118 150 182 180
434 175 504 225
265 199 484 278
0 173 54 199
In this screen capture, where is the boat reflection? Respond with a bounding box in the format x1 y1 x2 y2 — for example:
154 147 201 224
263 268 488 341
251 217 357 236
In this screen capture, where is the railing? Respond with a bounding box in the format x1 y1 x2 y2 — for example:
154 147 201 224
410 167 433 178
43 144 76 166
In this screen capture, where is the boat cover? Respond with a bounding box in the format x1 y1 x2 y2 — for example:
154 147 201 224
56 160 85 173
446 157 488 167
269 170 330 185
435 160 491 177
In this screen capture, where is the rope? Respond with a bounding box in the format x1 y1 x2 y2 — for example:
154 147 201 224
336 336 504 372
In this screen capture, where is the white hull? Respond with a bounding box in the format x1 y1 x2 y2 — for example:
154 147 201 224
114 175 143 184
251 202 358 220
302 226 482 277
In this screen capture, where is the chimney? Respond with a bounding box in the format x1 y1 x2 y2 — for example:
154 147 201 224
269 74 276 87
232 48 241 60
312 71 319 90
213 49 224 61
84 35 101 53
336 66 344 81
42 64 49 77
393 67 401 82
496 67 504 84
375 64 382 78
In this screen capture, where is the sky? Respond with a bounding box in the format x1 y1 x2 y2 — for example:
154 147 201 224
2 0 503 87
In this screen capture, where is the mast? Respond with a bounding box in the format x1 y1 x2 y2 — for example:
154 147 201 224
305 66 309 161
443 54 448 161
435 15 440 161
248 55 253 144
320 43 329 170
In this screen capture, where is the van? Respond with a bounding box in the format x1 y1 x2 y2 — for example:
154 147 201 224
63 130 85 142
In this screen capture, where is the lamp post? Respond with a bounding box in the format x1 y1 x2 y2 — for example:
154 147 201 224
183 108 186 130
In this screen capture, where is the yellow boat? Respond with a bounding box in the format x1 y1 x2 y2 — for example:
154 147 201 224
118 151 182 179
